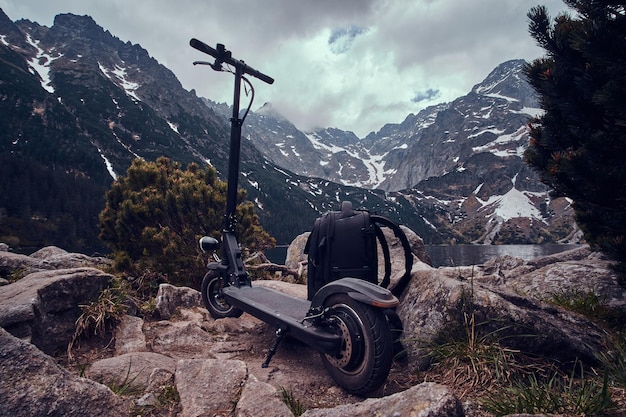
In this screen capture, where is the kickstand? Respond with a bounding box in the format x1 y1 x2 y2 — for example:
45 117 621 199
262 327 286 368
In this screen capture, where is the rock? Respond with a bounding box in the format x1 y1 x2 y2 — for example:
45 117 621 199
235 373 295 417
0 250 50 275
0 245 113 276
300 382 462 417
2 237 624 416
155 283 203 319
0 267 112 353
285 232 309 270
30 245 113 270
145 367 175 392
86 351 177 392
399 224 432 266
137 368 176 407
175 358 247 417
482 246 626 308
0 327 129 416
148 320 216 359
397 247 614 371
114 315 147 355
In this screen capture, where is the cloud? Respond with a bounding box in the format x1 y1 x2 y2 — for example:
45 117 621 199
328 26 369 54
0 0 571 137
412 88 440 103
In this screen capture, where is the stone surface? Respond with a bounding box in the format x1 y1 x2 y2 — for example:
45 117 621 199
175 358 247 417
235 373 295 417
0 327 130 416
114 315 147 355
0 267 112 353
156 283 204 319
86 351 177 391
2 242 625 416
397 246 614 370
301 382 463 417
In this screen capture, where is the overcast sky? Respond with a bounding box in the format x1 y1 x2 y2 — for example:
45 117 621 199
1 0 571 137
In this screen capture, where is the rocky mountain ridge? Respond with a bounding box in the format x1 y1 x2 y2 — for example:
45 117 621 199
207 60 579 245
0 9 413 248
0 9 578 249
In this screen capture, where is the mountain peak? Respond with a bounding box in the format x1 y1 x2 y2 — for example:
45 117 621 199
47 13 118 49
255 102 286 120
471 59 536 107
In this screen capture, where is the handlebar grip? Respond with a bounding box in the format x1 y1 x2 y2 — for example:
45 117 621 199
189 38 274 85
246 67 274 85
189 38 218 58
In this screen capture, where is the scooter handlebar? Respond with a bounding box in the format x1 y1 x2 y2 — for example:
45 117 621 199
190 38 274 85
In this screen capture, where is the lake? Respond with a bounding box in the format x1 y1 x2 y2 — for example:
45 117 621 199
426 243 583 267
265 244 584 268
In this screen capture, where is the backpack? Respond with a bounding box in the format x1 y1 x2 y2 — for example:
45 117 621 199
304 201 413 300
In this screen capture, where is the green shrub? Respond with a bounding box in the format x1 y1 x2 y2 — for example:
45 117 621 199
98 157 275 291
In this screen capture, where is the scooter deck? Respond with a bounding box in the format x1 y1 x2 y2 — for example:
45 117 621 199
223 285 310 321
222 285 341 354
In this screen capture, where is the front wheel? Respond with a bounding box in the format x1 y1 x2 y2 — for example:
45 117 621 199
320 294 393 396
201 271 243 319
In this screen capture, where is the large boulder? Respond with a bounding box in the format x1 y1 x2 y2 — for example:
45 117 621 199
0 327 129 416
0 267 113 354
175 358 248 417
397 246 618 370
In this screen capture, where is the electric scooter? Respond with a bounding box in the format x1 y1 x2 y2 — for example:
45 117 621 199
190 38 399 395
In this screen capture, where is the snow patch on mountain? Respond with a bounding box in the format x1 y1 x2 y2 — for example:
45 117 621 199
25 34 60 94
479 187 544 222
98 62 141 101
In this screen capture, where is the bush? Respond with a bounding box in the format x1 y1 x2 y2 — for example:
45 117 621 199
98 157 275 290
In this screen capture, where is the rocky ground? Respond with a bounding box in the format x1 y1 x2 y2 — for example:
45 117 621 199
60 281 428 416
2 239 626 416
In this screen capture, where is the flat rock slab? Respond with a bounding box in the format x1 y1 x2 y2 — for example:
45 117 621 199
235 373 294 417
86 351 177 391
175 358 247 417
301 382 463 417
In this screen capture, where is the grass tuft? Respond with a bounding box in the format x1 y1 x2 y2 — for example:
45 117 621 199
67 277 129 359
279 387 306 416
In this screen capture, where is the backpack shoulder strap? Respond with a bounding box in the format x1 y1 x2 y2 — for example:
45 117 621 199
370 215 414 297
373 222 392 288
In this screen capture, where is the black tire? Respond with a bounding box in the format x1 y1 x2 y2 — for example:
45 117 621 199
201 271 243 319
320 294 393 395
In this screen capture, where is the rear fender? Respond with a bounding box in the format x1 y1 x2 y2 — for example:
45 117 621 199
310 277 399 309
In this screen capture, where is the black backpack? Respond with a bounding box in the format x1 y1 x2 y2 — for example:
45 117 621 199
304 201 413 300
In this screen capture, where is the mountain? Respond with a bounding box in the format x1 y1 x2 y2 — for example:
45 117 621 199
0 10 416 252
0 9 579 253
206 61 580 245
239 60 541 192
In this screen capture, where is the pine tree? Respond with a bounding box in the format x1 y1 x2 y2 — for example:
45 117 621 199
525 1 626 279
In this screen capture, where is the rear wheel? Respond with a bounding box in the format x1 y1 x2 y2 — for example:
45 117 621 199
320 294 393 395
201 271 243 318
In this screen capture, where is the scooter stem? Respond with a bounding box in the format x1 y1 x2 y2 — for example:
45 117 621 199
225 65 243 233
